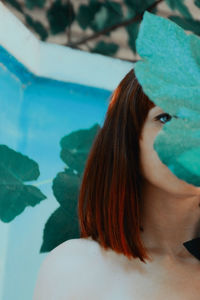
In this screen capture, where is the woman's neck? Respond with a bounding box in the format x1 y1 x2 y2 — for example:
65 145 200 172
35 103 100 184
140 181 200 260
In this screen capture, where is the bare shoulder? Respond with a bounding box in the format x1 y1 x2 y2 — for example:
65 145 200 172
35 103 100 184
42 237 99 258
47 237 103 264
33 237 103 300
38 236 102 269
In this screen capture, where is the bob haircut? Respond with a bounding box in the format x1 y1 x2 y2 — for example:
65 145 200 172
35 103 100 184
78 68 156 263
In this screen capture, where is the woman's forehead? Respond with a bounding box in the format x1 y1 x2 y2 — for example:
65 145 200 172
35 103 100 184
149 105 164 115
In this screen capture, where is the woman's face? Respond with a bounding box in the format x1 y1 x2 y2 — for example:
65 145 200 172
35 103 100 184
139 105 200 196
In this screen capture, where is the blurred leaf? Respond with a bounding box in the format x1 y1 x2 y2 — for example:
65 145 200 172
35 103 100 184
0 145 46 222
91 40 119 56
92 6 108 31
90 1 123 35
165 0 178 9
5 0 23 12
25 14 48 40
40 205 80 252
76 4 92 30
60 124 100 174
46 0 75 34
126 20 141 54
168 15 200 35
25 0 46 10
76 2 102 30
125 6 136 19
175 1 192 18
105 0 123 17
124 0 140 11
194 0 200 8
124 0 156 14
165 0 192 18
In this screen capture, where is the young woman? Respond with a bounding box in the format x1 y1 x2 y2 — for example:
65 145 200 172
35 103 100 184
33 69 200 300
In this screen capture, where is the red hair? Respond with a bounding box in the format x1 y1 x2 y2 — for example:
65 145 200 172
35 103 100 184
78 68 155 263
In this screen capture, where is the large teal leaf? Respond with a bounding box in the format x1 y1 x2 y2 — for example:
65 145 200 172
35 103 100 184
0 145 46 222
134 11 200 186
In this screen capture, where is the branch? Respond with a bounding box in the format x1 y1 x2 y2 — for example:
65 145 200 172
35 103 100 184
66 0 164 47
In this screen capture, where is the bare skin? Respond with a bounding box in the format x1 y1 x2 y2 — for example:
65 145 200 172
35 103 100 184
33 105 200 300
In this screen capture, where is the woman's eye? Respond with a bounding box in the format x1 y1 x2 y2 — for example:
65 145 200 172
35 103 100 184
155 113 172 124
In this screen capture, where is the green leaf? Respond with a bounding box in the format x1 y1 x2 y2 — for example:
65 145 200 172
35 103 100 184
92 6 109 31
41 169 82 252
125 6 136 19
40 205 80 252
168 16 200 35
134 11 200 186
165 0 178 10
90 1 123 34
25 0 46 10
91 40 119 56
25 15 48 40
194 0 200 8
126 20 141 54
46 0 75 34
40 124 100 252
77 1 123 36
60 124 100 174
52 170 81 209
165 0 192 18
76 2 102 30
105 0 123 17
124 0 141 12
5 0 23 12
175 1 193 18
124 0 156 14
0 145 46 222
150 6 158 14
76 4 92 30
